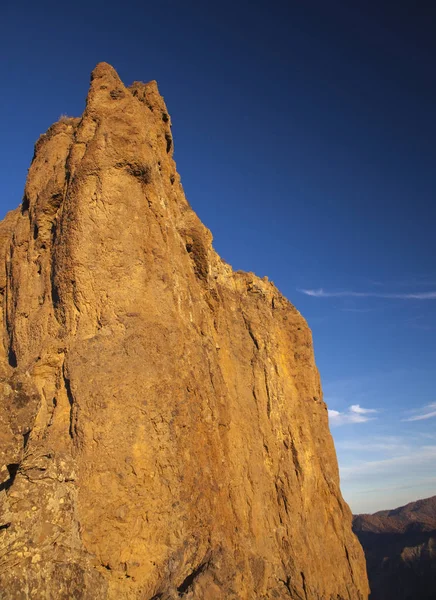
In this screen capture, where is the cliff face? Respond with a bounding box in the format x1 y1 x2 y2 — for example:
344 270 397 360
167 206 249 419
353 496 436 600
0 63 368 600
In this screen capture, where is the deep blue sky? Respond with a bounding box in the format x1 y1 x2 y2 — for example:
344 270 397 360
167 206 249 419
1 0 435 512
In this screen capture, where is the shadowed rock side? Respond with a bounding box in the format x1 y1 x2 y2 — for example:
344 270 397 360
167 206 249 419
0 63 368 599
353 496 436 600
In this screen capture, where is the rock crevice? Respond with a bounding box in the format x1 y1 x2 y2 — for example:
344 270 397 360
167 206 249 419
0 63 368 599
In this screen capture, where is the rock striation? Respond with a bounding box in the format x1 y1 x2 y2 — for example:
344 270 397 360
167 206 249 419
353 496 436 600
0 63 368 599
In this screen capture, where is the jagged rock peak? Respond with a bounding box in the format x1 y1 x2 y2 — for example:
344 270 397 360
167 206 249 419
0 64 369 599
91 61 122 81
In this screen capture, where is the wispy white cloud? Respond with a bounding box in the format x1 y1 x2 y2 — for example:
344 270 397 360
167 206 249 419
335 436 410 454
404 315 436 331
367 277 436 288
344 475 436 513
350 404 377 415
402 402 436 422
328 404 378 426
299 288 436 300
340 445 436 479
418 432 436 440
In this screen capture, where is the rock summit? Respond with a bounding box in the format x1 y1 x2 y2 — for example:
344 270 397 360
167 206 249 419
0 63 368 599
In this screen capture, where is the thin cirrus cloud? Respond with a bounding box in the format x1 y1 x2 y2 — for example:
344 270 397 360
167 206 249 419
368 277 436 288
402 402 436 422
299 288 436 300
328 404 378 426
335 436 410 454
340 445 436 479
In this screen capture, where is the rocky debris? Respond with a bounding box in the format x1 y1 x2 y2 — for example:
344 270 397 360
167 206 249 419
353 496 436 600
0 63 368 599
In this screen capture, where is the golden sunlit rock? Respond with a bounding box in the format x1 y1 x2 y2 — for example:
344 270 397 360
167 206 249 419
0 63 368 599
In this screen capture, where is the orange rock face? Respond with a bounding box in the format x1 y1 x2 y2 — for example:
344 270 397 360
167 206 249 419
0 63 368 599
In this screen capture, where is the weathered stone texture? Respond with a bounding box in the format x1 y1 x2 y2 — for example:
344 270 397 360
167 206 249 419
0 63 368 599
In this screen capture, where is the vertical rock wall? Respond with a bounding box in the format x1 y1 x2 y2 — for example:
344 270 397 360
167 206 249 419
0 63 368 599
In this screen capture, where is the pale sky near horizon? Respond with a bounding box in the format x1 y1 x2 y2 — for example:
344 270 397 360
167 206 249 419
1 0 435 513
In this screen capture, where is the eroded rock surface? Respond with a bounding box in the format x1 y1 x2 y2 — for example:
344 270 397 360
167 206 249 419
0 63 368 599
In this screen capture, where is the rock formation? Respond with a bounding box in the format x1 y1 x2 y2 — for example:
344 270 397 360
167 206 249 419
353 496 436 600
0 63 368 599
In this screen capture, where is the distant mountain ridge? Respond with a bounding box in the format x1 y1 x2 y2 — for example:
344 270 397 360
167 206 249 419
353 496 436 600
